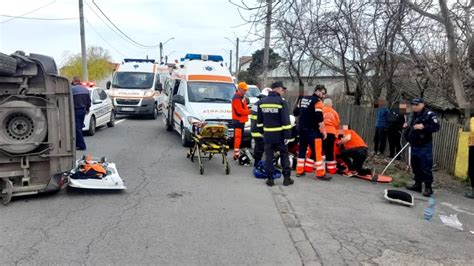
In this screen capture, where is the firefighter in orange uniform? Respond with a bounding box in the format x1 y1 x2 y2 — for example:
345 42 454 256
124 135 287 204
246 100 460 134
322 98 340 175
232 82 251 160
295 85 331 180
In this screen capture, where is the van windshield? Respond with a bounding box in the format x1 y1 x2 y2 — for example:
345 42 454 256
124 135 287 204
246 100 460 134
188 82 235 103
112 72 154 89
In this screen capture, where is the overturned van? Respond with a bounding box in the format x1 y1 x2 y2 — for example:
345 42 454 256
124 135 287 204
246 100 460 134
0 51 75 205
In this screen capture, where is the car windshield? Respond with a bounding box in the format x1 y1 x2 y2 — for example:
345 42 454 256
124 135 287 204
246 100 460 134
112 72 154 89
247 86 260 97
187 82 235 103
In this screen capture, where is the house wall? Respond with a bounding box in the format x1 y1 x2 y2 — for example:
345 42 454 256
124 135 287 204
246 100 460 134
266 76 351 96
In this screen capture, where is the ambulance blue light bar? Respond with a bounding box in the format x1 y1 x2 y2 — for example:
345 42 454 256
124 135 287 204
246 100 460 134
183 54 224 62
123 58 155 63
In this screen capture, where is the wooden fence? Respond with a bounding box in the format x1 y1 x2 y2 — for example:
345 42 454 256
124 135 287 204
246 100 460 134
285 95 461 174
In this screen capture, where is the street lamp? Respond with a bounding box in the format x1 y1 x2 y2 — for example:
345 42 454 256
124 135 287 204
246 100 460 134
160 37 175 64
224 37 240 76
221 48 233 73
165 51 176 64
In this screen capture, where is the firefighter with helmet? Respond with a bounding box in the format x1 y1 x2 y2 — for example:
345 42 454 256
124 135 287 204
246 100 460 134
250 87 272 167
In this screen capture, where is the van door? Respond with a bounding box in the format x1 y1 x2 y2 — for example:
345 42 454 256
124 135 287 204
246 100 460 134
173 80 186 129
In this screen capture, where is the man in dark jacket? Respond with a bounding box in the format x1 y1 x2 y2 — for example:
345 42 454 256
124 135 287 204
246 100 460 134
294 85 330 180
257 81 294 187
71 76 91 150
405 98 440 197
387 103 407 160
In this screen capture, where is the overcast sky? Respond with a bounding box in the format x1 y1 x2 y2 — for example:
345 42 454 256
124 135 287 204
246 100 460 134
0 0 260 68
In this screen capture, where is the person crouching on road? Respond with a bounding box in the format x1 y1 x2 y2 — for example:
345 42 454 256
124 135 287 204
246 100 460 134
256 81 294 187
294 85 331 180
232 82 251 160
404 98 440 197
250 88 271 167
71 76 91 151
337 125 370 176
322 98 340 175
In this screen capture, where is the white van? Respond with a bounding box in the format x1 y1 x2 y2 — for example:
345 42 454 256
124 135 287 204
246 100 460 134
106 58 164 119
162 54 251 147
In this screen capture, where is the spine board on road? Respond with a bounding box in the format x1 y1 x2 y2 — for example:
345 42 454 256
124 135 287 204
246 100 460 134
68 157 126 190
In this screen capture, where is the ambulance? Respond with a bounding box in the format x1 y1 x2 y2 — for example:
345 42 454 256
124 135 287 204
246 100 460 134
162 53 251 147
106 58 164 119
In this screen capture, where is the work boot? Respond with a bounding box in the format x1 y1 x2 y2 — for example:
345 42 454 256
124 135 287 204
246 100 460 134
406 182 422 193
266 178 274 187
423 183 433 197
464 190 474 199
283 176 294 186
316 174 332 181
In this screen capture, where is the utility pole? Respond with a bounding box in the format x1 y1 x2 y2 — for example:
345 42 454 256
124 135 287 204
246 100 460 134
78 0 88 81
235 37 239 77
159 42 163 64
262 0 272 87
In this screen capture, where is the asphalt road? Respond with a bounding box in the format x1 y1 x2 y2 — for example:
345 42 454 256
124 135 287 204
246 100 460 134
1 115 474 265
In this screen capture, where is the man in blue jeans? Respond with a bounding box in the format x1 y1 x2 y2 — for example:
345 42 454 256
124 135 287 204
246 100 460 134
374 99 389 156
71 76 91 150
405 98 440 197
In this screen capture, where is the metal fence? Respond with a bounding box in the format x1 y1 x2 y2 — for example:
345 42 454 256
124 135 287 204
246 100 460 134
285 95 461 174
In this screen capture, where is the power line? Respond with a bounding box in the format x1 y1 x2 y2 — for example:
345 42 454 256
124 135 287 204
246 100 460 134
85 19 127 57
91 0 161 48
0 0 57 24
0 14 77 21
84 0 146 50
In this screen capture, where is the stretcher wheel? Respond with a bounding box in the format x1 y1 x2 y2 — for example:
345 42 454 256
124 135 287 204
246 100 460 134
199 165 204 175
225 163 230 175
1 178 13 205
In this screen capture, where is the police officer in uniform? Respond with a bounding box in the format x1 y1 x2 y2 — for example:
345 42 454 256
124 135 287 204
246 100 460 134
257 81 294 187
250 88 271 167
71 76 91 151
405 98 440 197
294 85 331 180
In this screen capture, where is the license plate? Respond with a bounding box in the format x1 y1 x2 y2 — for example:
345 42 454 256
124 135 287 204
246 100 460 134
121 107 134 112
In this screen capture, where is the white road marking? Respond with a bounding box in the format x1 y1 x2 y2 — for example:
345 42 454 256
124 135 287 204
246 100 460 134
115 119 126 125
441 202 474 216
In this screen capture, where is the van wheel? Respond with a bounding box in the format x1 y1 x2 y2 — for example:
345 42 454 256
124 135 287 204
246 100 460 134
165 110 173 131
149 104 158 120
107 110 115 127
86 116 96 136
180 125 193 147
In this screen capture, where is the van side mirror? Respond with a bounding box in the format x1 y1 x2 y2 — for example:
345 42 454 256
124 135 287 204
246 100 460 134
106 81 111 90
173 95 185 105
155 82 163 92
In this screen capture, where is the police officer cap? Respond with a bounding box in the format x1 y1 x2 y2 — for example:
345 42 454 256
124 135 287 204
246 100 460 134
411 97 424 105
271 81 285 89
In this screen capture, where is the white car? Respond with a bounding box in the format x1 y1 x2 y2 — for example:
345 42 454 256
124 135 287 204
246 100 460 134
246 85 261 107
83 85 115 136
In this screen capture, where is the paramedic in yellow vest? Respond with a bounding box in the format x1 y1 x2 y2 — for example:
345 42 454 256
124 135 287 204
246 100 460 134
232 82 251 160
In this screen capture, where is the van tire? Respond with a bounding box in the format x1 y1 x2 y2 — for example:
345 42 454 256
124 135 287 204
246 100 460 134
149 104 158 120
0 100 48 154
0 53 17 76
180 125 193 147
165 110 173 131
